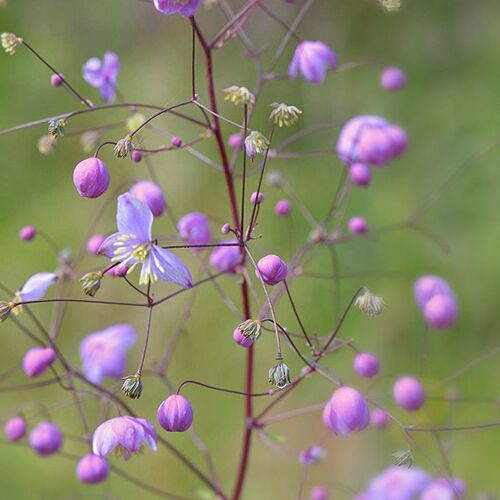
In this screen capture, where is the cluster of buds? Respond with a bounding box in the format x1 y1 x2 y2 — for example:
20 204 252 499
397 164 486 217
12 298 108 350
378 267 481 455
355 288 386 316
224 86 255 106
269 103 302 128
48 118 66 138
268 361 291 389
244 131 269 160
80 272 103 297
121 372 143 399
113 135 134 158
1 32 23 55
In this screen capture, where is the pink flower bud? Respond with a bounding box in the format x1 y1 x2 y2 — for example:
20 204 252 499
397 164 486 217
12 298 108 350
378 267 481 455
228 133 244 150
233 327 254 348
29 421 63 455
353 352 380 378
250 191 264 204
370 408 390 429
423 294 458 329
157 395 193 432
170 136 183 148
22 347 56 378
221 223 230 234
358 127 393 166
86 234 106 255
322 386 370 435
385 125 408 157
73 157 110 199
349 163 372 187
274 199 292 217
109 262 129 277
348 216 368 235
310 485 329 500
393 376 425 411
76 454 109 484
131 150 143 163
178 212 211 250
380 66 407 92
256 254 288 285
50 73 64 88
130 180 166 217
413 275 453 310
19 225 37 241
4 416 27 442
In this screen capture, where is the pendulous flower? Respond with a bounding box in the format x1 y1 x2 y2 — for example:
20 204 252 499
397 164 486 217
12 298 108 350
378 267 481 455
355 289 385 316
121 372 143 399
244 131 269 160
23 347 56 378
288 41 337 84
73 157 110 199
76 454 109 484
98 193 192 287
113 136 134 159
130 180 167 217
233 327 254 348
29 421 63 456
269 102 302 127
236 319 262 341
82 52 120 103
256 254 288 285
370 408 390 429
1 32 23 55
224 85 255 106
153 0 201 17
86 234 106 255
80 271 103 297
157 395 194 432
269 361 291 389
177 212 211 250
47 118 66 138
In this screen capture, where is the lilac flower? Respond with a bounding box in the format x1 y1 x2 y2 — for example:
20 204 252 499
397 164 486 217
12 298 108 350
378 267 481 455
289 41 337 84
233 327 254 348
393 376 425 411
298 445 325 465
153 0 201 17
16 272 58 303
130 180 166 217
23 347 56 378
29 421 63 456
82 52 120 103
4 416 27 442
349 163 372 187
157 395 194 432
414 275 453 310
177 212 211 251
98 193 192 287
76 454 109 484
348 216 368 235
256 254 288 285
73 157 110 199
92 416 157 459
50 73 64 88
80 324 137 384
421 478 466 500
310 485 329 500
209 240 241 274
322 386 370 436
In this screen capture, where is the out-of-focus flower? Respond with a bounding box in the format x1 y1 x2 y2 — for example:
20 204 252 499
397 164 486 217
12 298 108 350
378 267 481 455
269 102 302 127
256 254 288 285
250 191 264 204
353 352 380 378
154 0 201 17
288 41 337 84
157 395 194 432
348 216 368 235
37 135 57 155
224 86 255 106
421 478 466 500
298 445 325 465
244 131 269 160
209 239 241 274
82 52 120 103
76 454 109 484
92 416 157 459
370 408 390 429
80 131 100 153
98 193 192 287
228 133 244 150
177 212 211 250
19 225 37 242
1 32 23 55
355 289 385 316
80 324 136 384
16 272 58 303
274 199 292 217
393 376 425 411
380 0 401 12
310 485 329 500
380 66 406 91
4 416 27 442
87 234 106 255
349 163 372 187
73 157 110 199
130 180 166 217
29 422 63 456
23 347 56 378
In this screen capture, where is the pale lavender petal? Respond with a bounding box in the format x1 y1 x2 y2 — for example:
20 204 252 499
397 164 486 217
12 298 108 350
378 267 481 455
135 418 158 451
149 246 192 288
103 52 120 81
98 232 122 258
116 193 153 242
179 0 201 17
92 421 118 456
18 272 58 302
153 0 181 15
83 57 105 87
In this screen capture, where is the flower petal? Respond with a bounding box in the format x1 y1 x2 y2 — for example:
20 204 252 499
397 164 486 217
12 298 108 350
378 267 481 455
18 272 58 302
150 246 192 288
116 193 153 242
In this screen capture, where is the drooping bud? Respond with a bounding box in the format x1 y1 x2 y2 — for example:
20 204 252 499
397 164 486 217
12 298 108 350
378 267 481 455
245 131 269 160
250 191 264 204
224 85 255 106
29 421 63 456
393 376 425 411
268 361 291 389
22 347 56 377
4 416 27 442
80 272 103 297
73 157 110 199
256 254 288 285
19 225 37 242
113 135 134 158
48 118 66 138
0 300 14 321
370 408 390 429
380 66 406 91
237 319 262 341
121 372 143 399
269 102 302 127
50 73 64 88
170 136 183 148
221 223 230 234
131 150 142 163
1 32 23 55
355 289 386 316
233 327 254 348
157 394 194 432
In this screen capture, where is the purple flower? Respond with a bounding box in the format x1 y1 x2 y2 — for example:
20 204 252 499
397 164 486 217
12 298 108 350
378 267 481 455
380 66 407 92
29 421 63 456
76 454 109 484
87 234 106 255
177 212 211 251
82 52 120 103
50 73 64 88
73 157 110 199
256 254 288 285
170 136 183 148
153 0 201 17
99 193 192 287
130 180 166 217
322 386 370 436
233 327 254 348
421 478 466 500
23 347 56 378
16 272 58 303
92 416 157 459
289 41 337 84
413 275 453 310
19 225 37 241
274 199 292 217
348 216 368 235
80 324 136 384
4 416 27 442
298 445 325 465
393 376 425 411
157 395 194 432
353 352 380 378
209 240 241 274
370 408 390 429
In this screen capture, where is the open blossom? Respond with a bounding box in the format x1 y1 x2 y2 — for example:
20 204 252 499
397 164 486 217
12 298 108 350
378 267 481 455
76 454 109 484
29 422 63 456
153 0 200 17
421 478 466 500
12 272 58 313
82 52 120 103
157 395 194 432
177 212 211 250
209 240 241 274
80 324 136 384
98 193 192 287
288 41 337 84
393 376 425 411
23 347 56 378
130 180 166 217
92 416 157 459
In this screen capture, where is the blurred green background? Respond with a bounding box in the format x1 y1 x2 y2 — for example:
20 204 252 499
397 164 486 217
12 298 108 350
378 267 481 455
1 0 499 498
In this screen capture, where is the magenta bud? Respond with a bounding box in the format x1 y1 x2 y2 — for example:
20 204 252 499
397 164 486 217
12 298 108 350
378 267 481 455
209 240 241 274
170 136 183 148
358 128 392 166
349 163 372 187
73 157 110 199
19 225 37 242
131 150 143 163
29 421 63 455
157 395 193 432
178 212 211 250
380 66 407 92
322 386 370 436
4 416 27 442
110 262 129 277
353 352 380 378
310 485 329 500
22 347 56 378
274 199 292 217
130 180 166 217
86 234 106 255
250 191 264 204
385 125 409 157
348 216 368 235
76 454 109 484
233 327 254 348
221 223 231 234
393 376 425 411
370 408 390 429
424 294 458 329
256 254 288 285
228 133 244 150
50 73 64 88
413 275 453 310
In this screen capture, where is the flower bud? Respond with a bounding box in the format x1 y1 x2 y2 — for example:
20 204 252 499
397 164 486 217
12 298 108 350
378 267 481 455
380 66 406 91
37 135 57 155
269 102 302 127
266 170 285 188
310 485 329 500
353 352 380 378
1 32 23 55
209 240 241 274
131 150 143 163
22 347 56 378
109 262 129 277
50 73 64 88
269 361 291 389
73 157 110 199
256 254 288 285
348 216 368 235
177 212 211 249
4 416 27 442
355 289 385 316
349 163 371 187
228 133 244 150
80 272 103 297
130 180 166 217
29 421 63 456
121 372 143 399
113 136 134 158
76 454 109 484
288 41 337 85
393 376 425 411
221 223 230 234
157 395 193 432
413 275 453 310
233 327 254 348
48 118 66 138
236 319 262 341
19 225 37 242
86 234 105 255
322 386 369 435
423 294 458 329
250 191 264 204
170 136 183 148
274 199 292 217
370 408 390 429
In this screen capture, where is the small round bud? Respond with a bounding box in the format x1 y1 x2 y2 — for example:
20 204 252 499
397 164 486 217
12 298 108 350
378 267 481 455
298 446 325 465
73 157 110 199
221 223 230 234
228 133 244 150
22 347 56 378
393 376 425 412
233 327 254 348
353 352 380 378
178 212 211 249
250 191 264 204
348 216 368 235
256 254 288 285
380 66 407 92
37 135 57 155
413 275 453 310
19 225 37 242
50 73 64 88
274 199 292 217
4 416 27 442
109 262 129 277
349 163 372 187
370 408 390 429
131 150 143 163
209 240 241 274
130 180 166 217
157 395 194 432
29 421 63 456
423 294 458 329
385 125 409 157
76 454 109 484
310 485 329 500
86 234 106 255
170 136 183 148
